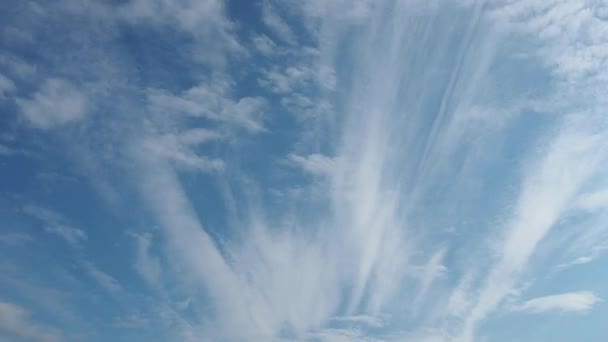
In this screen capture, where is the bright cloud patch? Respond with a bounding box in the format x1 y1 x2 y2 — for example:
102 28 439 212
16 78 88 129
515 291 601 314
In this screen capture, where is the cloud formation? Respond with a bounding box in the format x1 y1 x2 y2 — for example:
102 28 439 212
514 291 601 314
0 300 62 342
2 1 608 341
16 79 88 129
22 205 87 248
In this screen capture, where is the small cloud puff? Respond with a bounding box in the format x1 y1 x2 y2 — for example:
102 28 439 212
16 78 88 129
287 153 335 176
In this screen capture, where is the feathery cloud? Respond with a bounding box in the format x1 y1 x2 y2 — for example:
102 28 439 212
514 291 601 314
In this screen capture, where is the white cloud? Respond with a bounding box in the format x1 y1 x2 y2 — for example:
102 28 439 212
131 233 162 289
557 256 594 270
147 81 267 133
491 0 608 85
114 1 608 340
252 34 278 56
259 65 313 94
22 205 87 248
439 1 608 339
458 126 605 341
132 160 266 339
82 261 122 295
514 291 601 314
287 153 335 176
42 224 87 247
298 0 374 22
446 273 474 317
412 247 448 311
139 128 226 173
141 132 224 173
0 74 15 98
318 65 337 91
262 1 297 45
312 328 383 342
0 300 62 342
118 0 242 65
14 1 607 341
576 188 608 212
122 0 219 28
16 78 88 129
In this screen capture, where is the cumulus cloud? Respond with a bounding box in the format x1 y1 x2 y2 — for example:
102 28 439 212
514 291 601 314
16 78 88 129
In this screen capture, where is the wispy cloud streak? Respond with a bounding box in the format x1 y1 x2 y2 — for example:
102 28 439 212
4 0 608 341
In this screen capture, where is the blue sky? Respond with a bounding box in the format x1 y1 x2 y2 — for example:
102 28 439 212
1 0 608 341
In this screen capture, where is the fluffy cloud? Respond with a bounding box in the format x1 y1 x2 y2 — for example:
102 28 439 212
252 34 279 56
147 82 267 133
118 0 242 65
259 65 314 94
141 130 224 173
287 153 335 176
16 78 88 129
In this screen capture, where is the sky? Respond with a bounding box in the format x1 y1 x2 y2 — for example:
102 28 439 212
1 0 608 341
